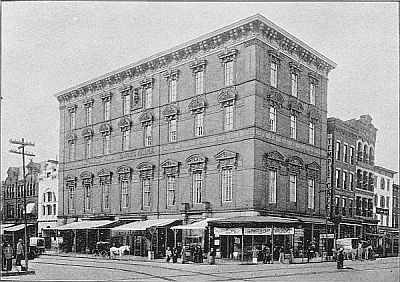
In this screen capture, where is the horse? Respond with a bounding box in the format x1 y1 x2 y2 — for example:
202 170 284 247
109 245 130 259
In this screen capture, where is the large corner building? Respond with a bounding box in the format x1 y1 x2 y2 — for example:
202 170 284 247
55 14 336 258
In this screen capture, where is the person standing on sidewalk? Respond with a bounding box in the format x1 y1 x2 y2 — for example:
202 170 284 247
279 245 285 264
165 247 172 262
16 239 24 271
337 248 344 269
4 243 13 271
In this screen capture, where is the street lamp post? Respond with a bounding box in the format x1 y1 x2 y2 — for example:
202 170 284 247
9 138 35 271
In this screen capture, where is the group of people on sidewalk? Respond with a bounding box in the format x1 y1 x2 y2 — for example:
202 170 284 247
164 244 216 265
1 239 26 272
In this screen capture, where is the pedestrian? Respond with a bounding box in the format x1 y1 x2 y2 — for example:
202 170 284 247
357 242 363 260
172 247 178 263
16 239 24 271
252 246 259 264
262 245 267 264
208 247 216 265
289 247 294 264
4 243 13 271
279 245 285 264
191 244 197 263
181 246 188 264
337 248 344 269
1 243 5 271
165 247 172 262
265 245 272 264
197 244 203 263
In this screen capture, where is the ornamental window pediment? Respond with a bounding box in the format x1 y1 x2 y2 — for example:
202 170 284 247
163 105 179 121
137 162 154 179
83 98 94 108
306 162 320 180
189 58 207 73
286 156 304 173
118 117 132 132
98 168 112 184
100 91 113 102
289 99 304 116
140 77 154 89
289 62 302 74
214 150 238 169
64 175 76 185
81 128 94 140
268 49 283 64
186 154 207 172
309 72 319 85
67 104 77 113
66 131 77 144
99 123 112 136
265 150 285 170
161 159 180 176
188 97 206 114
80 171 94 185
116 165 132 181
218 49 238 64
266 88 284 108
139 111 154 127
308 108 320 122
163 69 180 81
217 88 237 107
119 84 132 95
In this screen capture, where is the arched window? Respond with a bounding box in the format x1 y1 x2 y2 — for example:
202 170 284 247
363 144 368 163
357 142 363 161
369 147 374 165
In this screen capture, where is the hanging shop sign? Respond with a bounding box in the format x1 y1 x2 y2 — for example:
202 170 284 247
214 227 242 236
244 227 272 236
375 207 389 215
273 227 294 235
112 230 134 236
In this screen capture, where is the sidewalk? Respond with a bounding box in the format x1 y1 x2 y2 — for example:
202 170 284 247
1 269 35 277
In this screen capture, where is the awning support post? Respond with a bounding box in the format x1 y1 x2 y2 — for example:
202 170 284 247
271 225 274 264
241 227 244 264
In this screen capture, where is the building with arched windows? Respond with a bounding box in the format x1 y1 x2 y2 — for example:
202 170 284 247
54 15 337 259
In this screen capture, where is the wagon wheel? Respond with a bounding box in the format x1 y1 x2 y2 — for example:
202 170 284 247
101 250 108 257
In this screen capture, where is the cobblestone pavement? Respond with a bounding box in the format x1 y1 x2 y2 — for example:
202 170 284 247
2 255 398 281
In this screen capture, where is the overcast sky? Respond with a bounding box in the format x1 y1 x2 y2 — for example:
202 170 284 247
1 2 399 182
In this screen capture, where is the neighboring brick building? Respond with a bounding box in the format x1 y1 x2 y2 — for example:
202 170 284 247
55 14 336 257
393 184 399 229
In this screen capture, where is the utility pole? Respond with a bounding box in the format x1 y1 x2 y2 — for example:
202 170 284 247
9 138 35 271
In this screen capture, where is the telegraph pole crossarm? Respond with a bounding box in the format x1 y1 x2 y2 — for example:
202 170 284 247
9 138 35 272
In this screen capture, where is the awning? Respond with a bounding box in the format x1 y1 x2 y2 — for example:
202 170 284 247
297 216 332 225
25 203 36 214
113 218 179 232
209 216 300 225
1 224 15 235
3 224 33 232
54 220 117 230
172 218 224 230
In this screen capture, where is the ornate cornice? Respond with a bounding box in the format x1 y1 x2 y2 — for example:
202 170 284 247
189 58 207 73
218 48 238 65
55 15 336 104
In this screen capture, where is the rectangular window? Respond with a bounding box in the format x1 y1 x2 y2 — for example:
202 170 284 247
85 105 92 126
290 115 297 139
47 205 52 215
225 105 234 131
269 106 276 132
69 143 75 161
142 179 151 207
86 139 92 158
70 111 76 130
336 169 341 188
167 176 176 206
121 180 129 208
308 179 315 209
350 146 355 165
335 197 340 215
145 87 152 109
342 171 347 189
145 125 152 146
224 61 234 87
195 70 204 95
103 135 111 155
270 62 278 88
386 196 390 209
349 173 354 190
169 119 177 142
193 172 202 204
387 179 391 191
104 100 110 121
343 144 348 163
309 122 315 145
310 82 316 105
222 167 233 202
69 187 75 211
336 141 341 161
102 183 110 210
122 130 130 151
169 79 177 102
269 170 277 204
342 198 347 216
380 196 385 208
349 199 353 216
289 174 297 202
84 184 91 211
291 73 298 97
123 94 131 115
195 113 204 137
381 178 385 190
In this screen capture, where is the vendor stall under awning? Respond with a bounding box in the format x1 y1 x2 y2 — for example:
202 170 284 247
54 220 117 230
112 218 179 232
171 218 225 230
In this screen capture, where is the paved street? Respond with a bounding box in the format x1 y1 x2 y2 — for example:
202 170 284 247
2 256 398 281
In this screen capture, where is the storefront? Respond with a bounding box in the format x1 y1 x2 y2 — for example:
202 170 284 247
2 224 36 249
208 216 301 262
53 220 117 253
111 218 181 258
